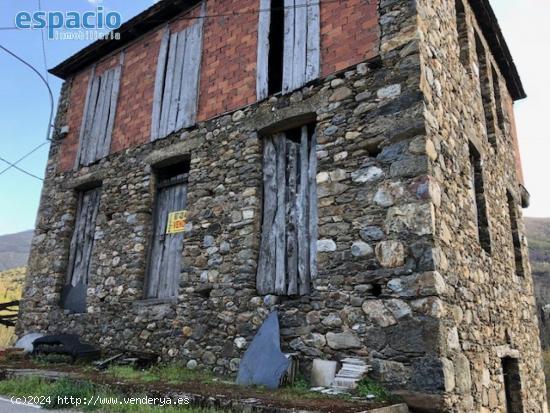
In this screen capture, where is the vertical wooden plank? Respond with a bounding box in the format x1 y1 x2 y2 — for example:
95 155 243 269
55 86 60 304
257 137 278 294
297 126 310 294
158 184 176 298
159 33 179 138
66 192 84 285
75 66 96 170
176 17 204 130
282 0 295 94
168 31 187 134
78 75 101 167
256 0 271 100
305 0 320 82
146 186 169 298
102 57 123 159
95 70 115 161
87 73 108 165
151 27 170 141
286 140 299 295
292 0 308 89
67 187 101 288
80 188 101 285
274 135 287 294
307 126 318 285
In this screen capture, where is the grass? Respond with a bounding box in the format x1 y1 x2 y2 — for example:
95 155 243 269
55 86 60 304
106 364 216 385
0 377 225 413
356 378 397 403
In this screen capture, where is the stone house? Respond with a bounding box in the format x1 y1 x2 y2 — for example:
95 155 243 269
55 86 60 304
17 0 548 411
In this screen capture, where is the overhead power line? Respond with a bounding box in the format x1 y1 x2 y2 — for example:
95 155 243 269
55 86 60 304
0 0 347 31
38 0 50 86
0 141 49 181
0 157 44 181
0 44 54 179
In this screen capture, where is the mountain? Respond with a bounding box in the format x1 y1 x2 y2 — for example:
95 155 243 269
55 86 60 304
525 218 550 348
0 230 33 271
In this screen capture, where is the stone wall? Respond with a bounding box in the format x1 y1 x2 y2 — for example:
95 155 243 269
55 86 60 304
416 0 547 411
17 0 547 411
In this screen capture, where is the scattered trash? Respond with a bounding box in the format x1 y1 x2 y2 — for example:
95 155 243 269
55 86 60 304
33 334 100 362
311 359 338 387
15 333 45 353
333 358 371 390
236 311 290 390
280 352 300 386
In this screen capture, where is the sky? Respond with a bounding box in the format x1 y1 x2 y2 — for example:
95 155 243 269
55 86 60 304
0 0 549 236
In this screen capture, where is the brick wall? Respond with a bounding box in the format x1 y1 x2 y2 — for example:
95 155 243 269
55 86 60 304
57 0 379 172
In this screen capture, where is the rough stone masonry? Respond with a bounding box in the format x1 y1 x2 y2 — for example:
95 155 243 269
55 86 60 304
17 0 548 411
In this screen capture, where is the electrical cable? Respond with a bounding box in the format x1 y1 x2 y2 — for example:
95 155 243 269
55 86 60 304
0 44 54 178
0 0 349 30
0 157 44 181
38 0 50 86
0 141 49 179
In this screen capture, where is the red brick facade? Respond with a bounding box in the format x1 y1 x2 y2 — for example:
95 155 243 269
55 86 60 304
58 0 379 172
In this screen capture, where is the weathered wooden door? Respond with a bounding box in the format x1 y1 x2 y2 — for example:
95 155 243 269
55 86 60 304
257 125 317 296
146 173 188 299
64 186 102 312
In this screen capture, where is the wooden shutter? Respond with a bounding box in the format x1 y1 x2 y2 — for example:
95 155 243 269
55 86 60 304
66 187 101 288
282 0 320 94
76 60 123 168
146 174 188 299
257 0 320 99
257 126 317 295
151 4 205 141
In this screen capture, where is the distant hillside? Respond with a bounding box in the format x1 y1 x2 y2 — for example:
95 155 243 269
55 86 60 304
525 218 550 348
0 266 26 347
0 230 33 271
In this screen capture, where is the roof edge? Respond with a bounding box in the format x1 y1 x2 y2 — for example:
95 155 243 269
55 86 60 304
50 0 526 101
468 0 526 101
49 0 201 79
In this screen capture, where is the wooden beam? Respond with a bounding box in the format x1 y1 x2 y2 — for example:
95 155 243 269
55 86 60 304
308 126 318 284
305 0 321 82
282 0 296 94
256 0 271 100
257 137 278 294
151 27 170 141
75 65 96 170
274 135 287 294
297 126 310 294
286 140 299 295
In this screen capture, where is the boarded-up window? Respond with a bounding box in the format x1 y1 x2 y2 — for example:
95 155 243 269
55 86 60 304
145 163 189 299
507 191 525 277
474 33 497 148
502 357 524 413
469 143 491 254
257 125 318 296
455 0 470 69
257 0 320 99
151 15 205 141
62 186 102 313
76 65 122 167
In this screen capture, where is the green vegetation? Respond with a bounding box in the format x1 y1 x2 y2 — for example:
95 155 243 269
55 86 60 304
106 364 216 385
356 379 396 403
0 266 25 347
0 377 225 413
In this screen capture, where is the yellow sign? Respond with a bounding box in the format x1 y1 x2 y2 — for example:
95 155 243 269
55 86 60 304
166 210 188 234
